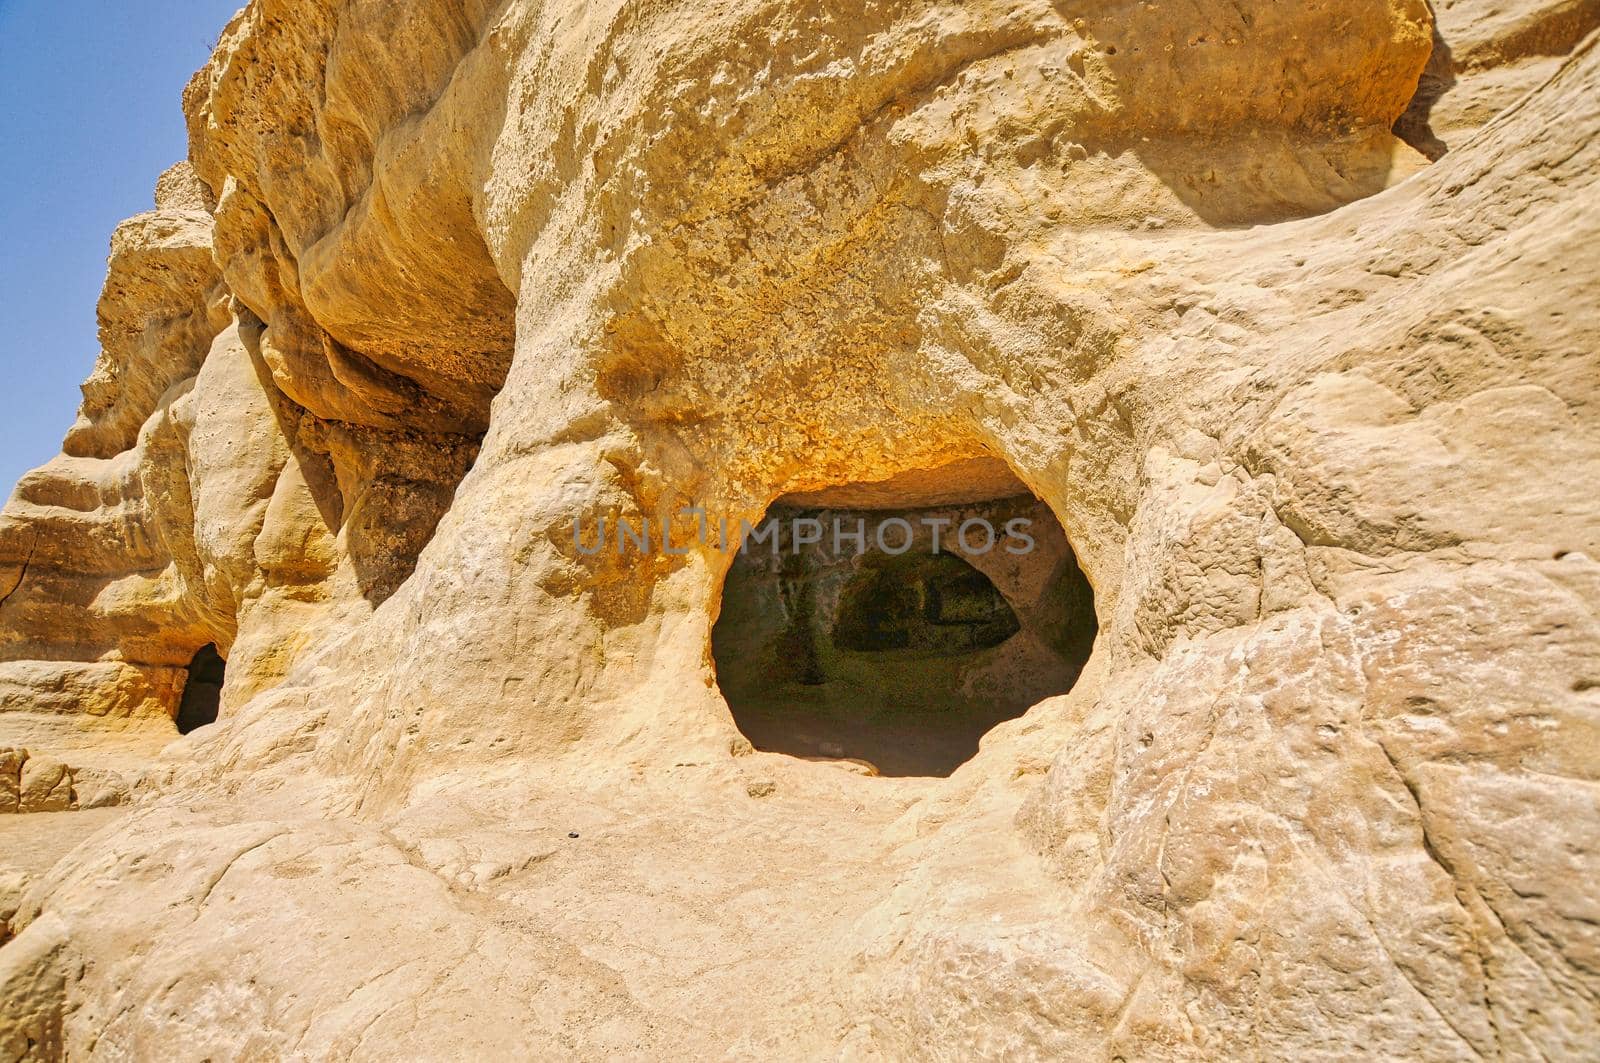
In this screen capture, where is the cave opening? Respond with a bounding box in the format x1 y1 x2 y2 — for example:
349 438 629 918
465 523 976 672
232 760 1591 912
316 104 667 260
712 462 1097 777
176 644 225 735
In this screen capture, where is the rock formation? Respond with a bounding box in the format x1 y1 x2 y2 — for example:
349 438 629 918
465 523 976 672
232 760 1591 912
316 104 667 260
1 0 1597 1057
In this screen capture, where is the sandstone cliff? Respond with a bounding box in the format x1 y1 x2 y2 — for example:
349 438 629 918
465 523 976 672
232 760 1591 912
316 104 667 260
2 1 1598 1058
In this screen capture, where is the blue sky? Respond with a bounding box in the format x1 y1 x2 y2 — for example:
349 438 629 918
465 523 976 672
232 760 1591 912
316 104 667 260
0 0 243 493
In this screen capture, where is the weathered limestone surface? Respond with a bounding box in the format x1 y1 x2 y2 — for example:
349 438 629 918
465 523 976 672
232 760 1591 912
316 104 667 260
1 0 1597 1058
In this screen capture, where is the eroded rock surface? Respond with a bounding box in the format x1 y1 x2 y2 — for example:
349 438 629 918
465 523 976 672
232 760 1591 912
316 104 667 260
1 1 1597 1058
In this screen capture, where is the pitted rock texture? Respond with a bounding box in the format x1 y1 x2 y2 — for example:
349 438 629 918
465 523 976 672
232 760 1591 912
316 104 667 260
1 1 1598 1059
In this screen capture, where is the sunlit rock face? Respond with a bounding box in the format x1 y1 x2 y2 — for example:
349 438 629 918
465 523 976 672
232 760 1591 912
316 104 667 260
1 1 1598 1058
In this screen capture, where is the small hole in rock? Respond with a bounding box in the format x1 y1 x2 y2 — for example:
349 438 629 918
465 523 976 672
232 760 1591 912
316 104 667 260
177 644 225 734
712 461 1097 778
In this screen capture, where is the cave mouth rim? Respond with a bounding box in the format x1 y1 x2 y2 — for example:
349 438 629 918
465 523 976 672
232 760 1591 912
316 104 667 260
771 455 1037 512
710 465 1098 779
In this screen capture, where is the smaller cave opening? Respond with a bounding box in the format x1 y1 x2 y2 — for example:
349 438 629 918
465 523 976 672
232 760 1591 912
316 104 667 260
832 552 1021 654
712 462 1097 777
176 644 225 735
